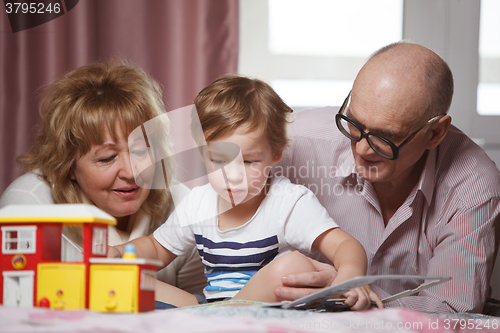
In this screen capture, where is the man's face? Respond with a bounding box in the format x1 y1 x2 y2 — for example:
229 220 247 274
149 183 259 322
347 87 431 185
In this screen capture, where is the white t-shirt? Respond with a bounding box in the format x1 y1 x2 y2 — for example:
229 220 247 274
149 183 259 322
154 176 338 300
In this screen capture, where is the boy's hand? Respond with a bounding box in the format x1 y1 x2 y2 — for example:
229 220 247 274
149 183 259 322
343 285 384 311
107 246 122 258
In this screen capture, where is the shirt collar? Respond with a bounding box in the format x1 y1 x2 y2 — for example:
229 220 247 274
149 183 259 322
416 148 437 207
336 148 437 207
337 148 357 178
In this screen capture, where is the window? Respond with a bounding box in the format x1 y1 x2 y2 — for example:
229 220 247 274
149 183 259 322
268 0 403 57
239 0 403 108
92 227 107 256
241 1 500 142
140 270 156 291
61 225 83 262
477 0 500 115
2 226 36 254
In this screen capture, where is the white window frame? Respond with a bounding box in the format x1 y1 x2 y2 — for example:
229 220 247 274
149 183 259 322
240 0 498 145
403 0 500 145
1 226 37 254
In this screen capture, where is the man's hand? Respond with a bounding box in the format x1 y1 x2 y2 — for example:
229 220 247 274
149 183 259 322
274 257 338 301
107 246 122 258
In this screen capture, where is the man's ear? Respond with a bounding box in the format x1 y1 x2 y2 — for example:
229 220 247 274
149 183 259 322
426 115 452 150
272 148 284 164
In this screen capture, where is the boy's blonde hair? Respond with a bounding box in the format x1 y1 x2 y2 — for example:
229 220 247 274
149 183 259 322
19 59 173 227
193 74 292 155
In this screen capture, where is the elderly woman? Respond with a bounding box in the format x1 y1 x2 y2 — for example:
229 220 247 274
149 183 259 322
0 60 205 299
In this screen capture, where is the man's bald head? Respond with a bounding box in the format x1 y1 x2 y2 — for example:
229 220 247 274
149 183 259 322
353 42 453 121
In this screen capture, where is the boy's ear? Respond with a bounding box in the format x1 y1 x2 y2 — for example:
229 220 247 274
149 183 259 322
272 148 284 164
426 115 451 150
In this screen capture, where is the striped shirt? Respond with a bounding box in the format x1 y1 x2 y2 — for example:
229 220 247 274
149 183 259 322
275 106 500 313
154 176 338 300
196 234 278 298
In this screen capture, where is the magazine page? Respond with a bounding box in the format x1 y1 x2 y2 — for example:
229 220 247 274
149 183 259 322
168 275 451 311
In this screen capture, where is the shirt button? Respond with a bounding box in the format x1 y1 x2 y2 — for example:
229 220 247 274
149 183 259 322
375 252 383 258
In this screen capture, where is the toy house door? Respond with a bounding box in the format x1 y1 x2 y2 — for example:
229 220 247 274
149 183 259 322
2 271 34 308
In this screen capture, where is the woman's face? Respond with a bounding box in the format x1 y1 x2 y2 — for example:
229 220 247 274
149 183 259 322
69 121 151 219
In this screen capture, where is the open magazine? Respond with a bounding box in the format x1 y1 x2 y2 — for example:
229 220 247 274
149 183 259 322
169 275 451 311
264 275 452 310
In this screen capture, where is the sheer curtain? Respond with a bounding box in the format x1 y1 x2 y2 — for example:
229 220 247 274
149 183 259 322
0 0 239 193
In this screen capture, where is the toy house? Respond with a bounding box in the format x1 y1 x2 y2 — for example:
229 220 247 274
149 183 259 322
0 204 160 312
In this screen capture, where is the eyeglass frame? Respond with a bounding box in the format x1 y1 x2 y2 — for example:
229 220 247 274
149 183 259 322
335 91 445 160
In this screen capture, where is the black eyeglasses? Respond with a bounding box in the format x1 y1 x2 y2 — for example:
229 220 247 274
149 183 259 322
335 91 444 160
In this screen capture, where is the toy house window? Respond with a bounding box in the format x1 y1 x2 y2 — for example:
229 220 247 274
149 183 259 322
1 226 37 254
140 270 156 291
92 227 107 255
61 225 83 262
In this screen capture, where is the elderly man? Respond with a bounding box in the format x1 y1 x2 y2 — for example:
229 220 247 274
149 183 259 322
274 41 500 313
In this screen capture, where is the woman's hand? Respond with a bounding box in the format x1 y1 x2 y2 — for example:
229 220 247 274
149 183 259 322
343 285 384 311
274 257 338 301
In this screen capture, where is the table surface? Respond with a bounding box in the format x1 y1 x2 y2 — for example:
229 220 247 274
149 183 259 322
1 305 498 333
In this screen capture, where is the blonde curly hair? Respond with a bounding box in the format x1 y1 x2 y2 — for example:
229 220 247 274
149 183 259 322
18 59 174 226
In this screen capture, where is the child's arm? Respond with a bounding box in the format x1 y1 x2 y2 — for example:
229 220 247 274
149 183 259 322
108 234 177 269
313 228 383 310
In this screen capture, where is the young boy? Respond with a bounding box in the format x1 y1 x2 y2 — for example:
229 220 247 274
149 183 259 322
109 74 382 310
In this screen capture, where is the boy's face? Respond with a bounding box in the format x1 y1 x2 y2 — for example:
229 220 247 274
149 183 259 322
203 126 281 207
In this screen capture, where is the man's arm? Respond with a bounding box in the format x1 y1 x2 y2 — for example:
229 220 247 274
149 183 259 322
278 198 500 313
275 257 337 299
386 199 500 313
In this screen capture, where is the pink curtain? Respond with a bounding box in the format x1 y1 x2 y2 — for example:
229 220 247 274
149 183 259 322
0 0 239 194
